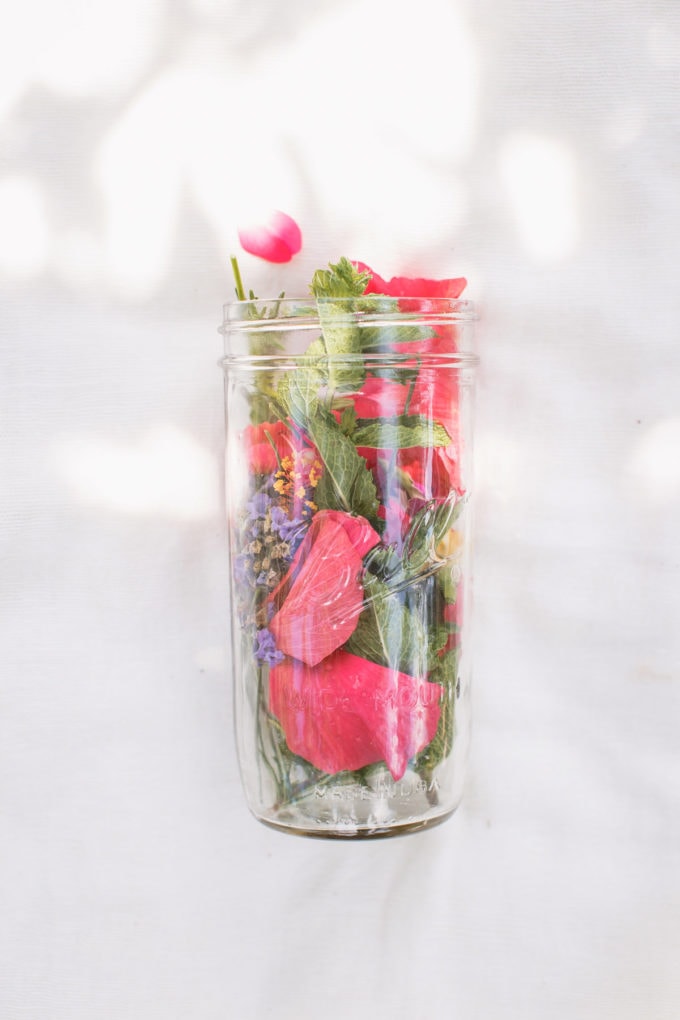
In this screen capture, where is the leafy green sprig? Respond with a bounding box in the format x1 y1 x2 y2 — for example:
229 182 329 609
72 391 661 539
309 256 370 298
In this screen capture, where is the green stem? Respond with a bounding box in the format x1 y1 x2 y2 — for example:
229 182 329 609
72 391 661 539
403 355 422 415
256 668 283 795
230 255 247 301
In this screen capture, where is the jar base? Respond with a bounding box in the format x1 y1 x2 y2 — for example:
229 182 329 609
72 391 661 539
254 806 457 840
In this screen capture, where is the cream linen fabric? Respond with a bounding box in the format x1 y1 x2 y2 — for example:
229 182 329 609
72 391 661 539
1 1 679 1017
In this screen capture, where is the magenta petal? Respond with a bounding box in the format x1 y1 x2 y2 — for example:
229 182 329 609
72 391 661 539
238 226 293 263
353 261 466 299
269 521 365 665
332 511 383 558
352 260 390 294
269 210 302 255
268 511 380 666
269 651 443 779
238 210 302 263
269 656 383 774
385 275 467 299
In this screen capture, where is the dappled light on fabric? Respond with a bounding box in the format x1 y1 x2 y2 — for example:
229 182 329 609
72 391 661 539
628 417 680 505
53 425 219 521
499 133 580 262
0 0 483 298
0 177 49 279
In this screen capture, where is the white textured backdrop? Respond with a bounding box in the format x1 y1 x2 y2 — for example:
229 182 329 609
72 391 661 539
2 1 679 1017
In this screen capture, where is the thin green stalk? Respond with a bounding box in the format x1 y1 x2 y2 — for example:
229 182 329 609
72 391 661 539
230 255 247 301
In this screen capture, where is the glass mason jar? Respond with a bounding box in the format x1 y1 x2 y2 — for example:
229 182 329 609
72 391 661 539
220 296 477 838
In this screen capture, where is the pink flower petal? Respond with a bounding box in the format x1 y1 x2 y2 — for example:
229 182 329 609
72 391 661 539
238 210 302 263
269 210 302 255
350 369 462 494
268 510 380 666
269 650 443 779
243 419 292 474
269 656 383 774
353 261 467 299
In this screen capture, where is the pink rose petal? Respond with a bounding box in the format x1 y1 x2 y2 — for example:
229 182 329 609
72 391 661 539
354 261 467 299
269 650 443 780
269 210 302 254
270 656 383 774
268 510 380 666
238 210 302 263
243 419 293 474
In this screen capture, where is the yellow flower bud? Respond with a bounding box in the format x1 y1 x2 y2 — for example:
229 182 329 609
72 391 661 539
435 528 463 561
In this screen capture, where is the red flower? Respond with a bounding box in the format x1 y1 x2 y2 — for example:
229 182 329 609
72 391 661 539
269 650 443 780
244 419 292 474
238 210 302 263
398 447 460 498
353 374 459 440
348 251 467 496
353 266 467 443
268 510 380 666
352 377 462 497
442 595 463 652
354 261 466 299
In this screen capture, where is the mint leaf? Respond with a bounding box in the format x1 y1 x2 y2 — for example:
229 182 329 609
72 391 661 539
310 258 370 299
312 413 379 521
276 364 325 429
248 327 287 424
340 405 357 436
352 415 450 449
277 368 379 522
231 292 289 424
402 497 463 579
344 573 429 677
345 569 458 780
359 323 435 350
318 312 366 392
437 563 461 604
310 258 370 393
413 648 459 776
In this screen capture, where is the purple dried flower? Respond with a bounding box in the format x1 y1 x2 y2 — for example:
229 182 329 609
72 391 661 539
269 504 306 543
246 490 272 519
233 551 254 586
254 628 284 665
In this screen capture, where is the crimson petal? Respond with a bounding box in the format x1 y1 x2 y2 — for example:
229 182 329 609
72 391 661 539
269 651 443 780
268 510 380 666
238 210 302 263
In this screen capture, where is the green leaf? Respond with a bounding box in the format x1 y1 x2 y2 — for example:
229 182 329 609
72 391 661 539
345 564 459 777
276 364 324 430
362 543 401 582
369 363 421 385
227 286 289 423
344 574 429 677
309 257 370 299
310 258 371 393
312 414 379 520
437 564 461 604
340 405 357 436
352 415 450 449
402 496 463 579
276 368 379 522
359 323 435 350
318 313 366 392
249 390 277 425
413 647 459 776
356 306 435 384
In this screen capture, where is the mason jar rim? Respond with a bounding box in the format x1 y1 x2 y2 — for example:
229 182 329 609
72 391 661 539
220 296 476 334
221 353 479 372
